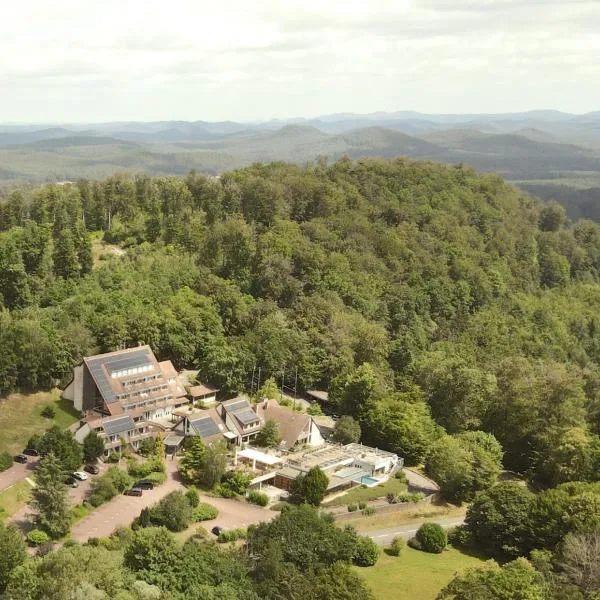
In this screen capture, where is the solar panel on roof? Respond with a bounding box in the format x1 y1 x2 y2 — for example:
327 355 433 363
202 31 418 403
224 399 250 412
105 351 152 373
235 408 259 426
190 417 221 439
103 416 135 436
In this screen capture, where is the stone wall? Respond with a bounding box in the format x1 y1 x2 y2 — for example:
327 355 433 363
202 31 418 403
326 493 437 522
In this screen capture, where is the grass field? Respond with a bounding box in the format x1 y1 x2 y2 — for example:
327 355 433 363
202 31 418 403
0 389 80 454
0 479 34 522
323 478 408 507
357 546 488 600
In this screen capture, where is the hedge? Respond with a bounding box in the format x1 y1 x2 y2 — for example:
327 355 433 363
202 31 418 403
0 451 13 472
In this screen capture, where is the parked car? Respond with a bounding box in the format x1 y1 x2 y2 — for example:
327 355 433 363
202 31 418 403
14 454 28 464
211 526 224 536
65 477 79 488
84 464 100 475
134 480 154 490
124 487 143 497
72 471 88 481
23 448 39 457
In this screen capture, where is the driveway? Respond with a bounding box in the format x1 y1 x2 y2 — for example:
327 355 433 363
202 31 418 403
71 458 275 542
403 468 440 494
366 516 465 546
0 458 38 492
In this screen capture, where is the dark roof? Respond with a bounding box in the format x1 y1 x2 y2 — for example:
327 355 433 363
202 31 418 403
234 407 260 426
102 415 135 436
84 347 154 404
223 399 250 412
190 416 221 439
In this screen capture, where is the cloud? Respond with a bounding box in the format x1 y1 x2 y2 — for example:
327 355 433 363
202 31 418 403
0 0 598 121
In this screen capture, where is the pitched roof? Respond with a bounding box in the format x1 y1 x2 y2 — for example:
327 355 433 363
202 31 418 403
190 384 218 398
102 415 135 436
158 360 177 379
256 400 312 448
84 346 157 404
221 397 261 432
185 408 227 444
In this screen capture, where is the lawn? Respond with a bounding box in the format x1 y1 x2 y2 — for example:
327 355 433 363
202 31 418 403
0 389 80 454
323 477 408 507
356 546 489 600
0 479 34 521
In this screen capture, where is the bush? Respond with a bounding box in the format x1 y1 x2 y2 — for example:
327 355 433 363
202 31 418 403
142 471 167 486
138 437 157 457
89 467 132 507
185 487 200 508
394 471 408 483
362 507 376 516
448 525 473 547
151 491 193 532
128 458 165 478
415 523 447 554
0 451 13 472
353 536 380 566
220 470 252 496
388 536 406 557
41 405 56 419
247 491 269 506
194 525 208 539
194 502 219 522
347 504 358 512
26 434 43 453
217 528 246 543
307 403 324 416
27 529 49 547
386 493 398 504
358 501 367 510
214 484 236 499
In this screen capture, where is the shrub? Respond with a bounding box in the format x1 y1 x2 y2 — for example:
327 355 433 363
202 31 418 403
396 492 425 503
394 471 408 483
217 528 246 543
347 504 358 512
128 458 165 478
0 451 13 472
358 501 367 510
41 405 56 419
386 493 398 504
388 536 406 557
151 491 193 532
448 525 473 547
138 437 158 457
307 403 324 416
362 507 376 516
26 434 43 453
185 487 200 508
194 502 219 522
415 523 447 554
106 466 134 492
27 529 49 547
220 470 252 495
194 525 208 539
247 491 269 506
214 484 236 499
353 536 380 566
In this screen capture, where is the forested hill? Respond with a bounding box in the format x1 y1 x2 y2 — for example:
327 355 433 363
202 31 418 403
2 157 600 485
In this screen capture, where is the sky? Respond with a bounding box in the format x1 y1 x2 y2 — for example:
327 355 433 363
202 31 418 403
0 0 599 123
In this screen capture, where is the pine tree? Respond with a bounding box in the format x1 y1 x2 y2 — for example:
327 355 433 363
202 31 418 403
30 453 71 539
53 229 80 279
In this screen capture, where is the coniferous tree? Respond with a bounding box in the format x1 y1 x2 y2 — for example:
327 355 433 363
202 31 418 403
30 453 71 539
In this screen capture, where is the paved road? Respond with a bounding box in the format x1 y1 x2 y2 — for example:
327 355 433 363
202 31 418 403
366 516 465 546
0 458 38 492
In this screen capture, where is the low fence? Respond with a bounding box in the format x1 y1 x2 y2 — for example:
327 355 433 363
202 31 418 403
326 493 437 522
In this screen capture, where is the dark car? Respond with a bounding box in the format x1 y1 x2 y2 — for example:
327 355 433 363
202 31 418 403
23 448 39 457
124 487 143 497
211 526 224 536
84 464 100 475
14 454 28 464
134 480 154 490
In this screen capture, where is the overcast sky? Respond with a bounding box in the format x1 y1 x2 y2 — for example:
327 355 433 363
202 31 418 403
0 0 598 123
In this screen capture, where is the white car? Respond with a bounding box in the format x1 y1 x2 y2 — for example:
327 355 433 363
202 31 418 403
72 471 88 481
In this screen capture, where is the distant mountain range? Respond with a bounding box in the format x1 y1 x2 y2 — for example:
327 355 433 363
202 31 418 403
1 110 600 219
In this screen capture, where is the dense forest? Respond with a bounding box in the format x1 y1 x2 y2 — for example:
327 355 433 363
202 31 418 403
2 157 600 491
